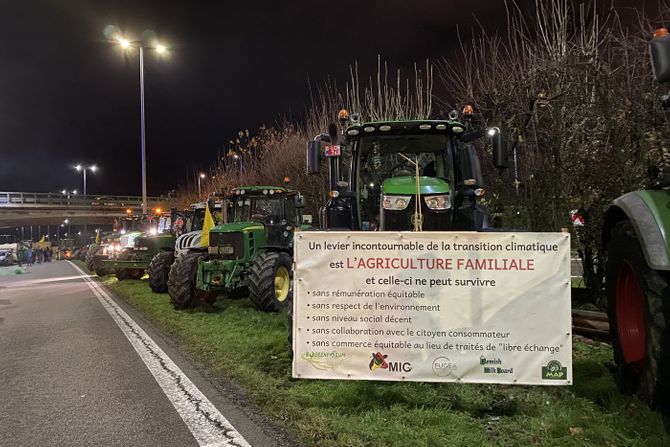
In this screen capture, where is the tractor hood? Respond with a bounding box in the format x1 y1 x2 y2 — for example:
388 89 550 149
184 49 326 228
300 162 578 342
382 176 451 195
210 222 264 233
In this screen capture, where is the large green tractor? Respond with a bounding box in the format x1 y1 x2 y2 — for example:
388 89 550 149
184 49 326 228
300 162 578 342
600 28 670 413
167 185 307 311
306 110 507 232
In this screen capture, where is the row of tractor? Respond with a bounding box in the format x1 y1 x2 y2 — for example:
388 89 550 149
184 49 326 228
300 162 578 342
82 30 670 415
87 185 308 316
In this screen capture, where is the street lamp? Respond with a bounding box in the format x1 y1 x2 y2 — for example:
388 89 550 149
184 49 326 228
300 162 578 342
232 153 243 177
198 173 206 198
74 164 97 196
114 34 168 215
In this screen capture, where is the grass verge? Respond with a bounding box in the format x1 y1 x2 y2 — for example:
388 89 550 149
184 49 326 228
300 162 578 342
90 268 667 447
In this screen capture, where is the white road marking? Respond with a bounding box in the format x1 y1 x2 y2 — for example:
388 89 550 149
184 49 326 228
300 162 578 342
68 261 252 447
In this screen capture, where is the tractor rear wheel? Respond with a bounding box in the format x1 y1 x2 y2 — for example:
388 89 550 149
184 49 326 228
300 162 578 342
168 252 202 310
606 221 670 412
249 252 292 312
86 246 101 271
149 251 174 293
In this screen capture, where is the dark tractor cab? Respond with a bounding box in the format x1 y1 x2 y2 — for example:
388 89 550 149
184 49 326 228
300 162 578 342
307 114 507 232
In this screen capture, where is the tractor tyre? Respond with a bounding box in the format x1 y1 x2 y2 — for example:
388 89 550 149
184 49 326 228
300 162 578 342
116 268 132 281
606 221 670 413
168 252 202 310
95 268 109 277
85 247 99 271
129 269 144 280
149 251 174 293
248 251 292 312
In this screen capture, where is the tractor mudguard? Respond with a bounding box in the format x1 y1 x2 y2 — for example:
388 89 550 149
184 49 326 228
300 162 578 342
603 190 670 271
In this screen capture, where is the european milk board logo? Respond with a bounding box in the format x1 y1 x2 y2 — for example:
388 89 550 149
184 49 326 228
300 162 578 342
369 352 412 373
541 360 568 380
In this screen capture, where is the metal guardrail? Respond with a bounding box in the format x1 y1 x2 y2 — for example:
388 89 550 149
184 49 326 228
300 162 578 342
0 192 169 208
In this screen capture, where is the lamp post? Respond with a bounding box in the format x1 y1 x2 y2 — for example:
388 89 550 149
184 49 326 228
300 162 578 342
116 36 167 215
74 164 97 196
198 173 206 198
232 154 243 177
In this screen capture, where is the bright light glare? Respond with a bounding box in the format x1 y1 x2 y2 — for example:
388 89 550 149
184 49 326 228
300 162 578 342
199 173 206 179
156 44 166 54
487 128 497 137
72 190 78 195
75 164 82 171
119 38 131 49
90 165 98 172
61 189 67 195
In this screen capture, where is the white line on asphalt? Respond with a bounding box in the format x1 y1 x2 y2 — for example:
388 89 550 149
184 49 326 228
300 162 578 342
68 261 252 447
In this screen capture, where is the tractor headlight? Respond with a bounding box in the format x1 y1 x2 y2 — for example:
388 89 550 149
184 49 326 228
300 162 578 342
424 195 451 210
382 195 411 211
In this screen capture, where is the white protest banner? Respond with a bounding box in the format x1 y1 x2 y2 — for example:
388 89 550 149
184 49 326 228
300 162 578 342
292 232 572 385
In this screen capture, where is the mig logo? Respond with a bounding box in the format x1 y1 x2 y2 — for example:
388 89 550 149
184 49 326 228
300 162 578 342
368 352 412 373
369 352 388 371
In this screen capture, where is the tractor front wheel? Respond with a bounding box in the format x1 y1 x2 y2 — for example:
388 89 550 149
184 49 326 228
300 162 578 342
168 252 203 310
116 269 131 281
249 252 292 312
606 221 670 412
149 251 174 293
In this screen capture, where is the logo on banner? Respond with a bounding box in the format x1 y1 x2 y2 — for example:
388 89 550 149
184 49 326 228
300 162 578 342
542 360 568 380
369 352 389 371
432 357 457 377
369 352 412 373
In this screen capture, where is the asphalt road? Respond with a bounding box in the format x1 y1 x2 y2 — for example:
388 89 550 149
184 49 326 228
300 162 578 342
0 261 289 447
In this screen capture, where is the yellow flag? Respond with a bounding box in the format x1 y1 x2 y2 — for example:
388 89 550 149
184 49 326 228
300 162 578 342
39 235 45 243
199 203 215 247
95 231 101 244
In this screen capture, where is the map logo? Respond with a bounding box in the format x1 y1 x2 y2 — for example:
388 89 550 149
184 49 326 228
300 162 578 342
541 360 568 380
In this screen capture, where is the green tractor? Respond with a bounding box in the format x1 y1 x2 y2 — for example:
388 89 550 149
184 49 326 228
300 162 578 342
167 185 307 310
100 212 172 280
306 109 507 232
147 199 227 293
600 28 670 413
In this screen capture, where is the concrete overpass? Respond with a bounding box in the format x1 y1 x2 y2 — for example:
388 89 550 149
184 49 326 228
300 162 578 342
0 192 177 228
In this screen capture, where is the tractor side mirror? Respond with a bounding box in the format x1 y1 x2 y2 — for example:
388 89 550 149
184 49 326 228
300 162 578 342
490 128 508 169
306 140 321 175
294 194 305 209
651 31 670 82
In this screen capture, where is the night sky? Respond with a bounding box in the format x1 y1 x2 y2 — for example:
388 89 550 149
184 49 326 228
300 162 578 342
0 0 659 197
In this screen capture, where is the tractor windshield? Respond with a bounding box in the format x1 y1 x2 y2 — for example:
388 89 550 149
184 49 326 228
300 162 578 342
354 134 454 229
233 196 284 224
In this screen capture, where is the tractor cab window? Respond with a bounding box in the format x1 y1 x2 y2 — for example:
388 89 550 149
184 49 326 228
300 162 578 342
189 208 205 232
355 134 454 229
234 197 283 224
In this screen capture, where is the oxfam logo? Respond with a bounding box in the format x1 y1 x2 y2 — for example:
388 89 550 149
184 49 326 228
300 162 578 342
432 356 457 377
